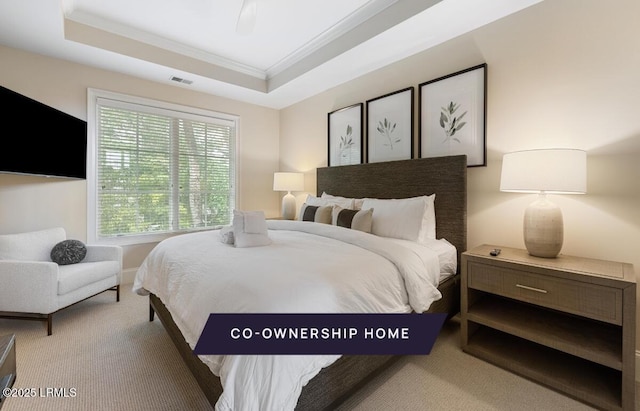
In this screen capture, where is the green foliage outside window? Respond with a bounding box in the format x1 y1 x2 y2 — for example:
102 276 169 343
97 106 235 239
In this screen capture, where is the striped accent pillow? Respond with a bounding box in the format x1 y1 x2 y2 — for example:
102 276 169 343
332 206 373 233
298 203 332 224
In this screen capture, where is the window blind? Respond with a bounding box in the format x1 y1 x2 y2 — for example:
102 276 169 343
94 97 236 240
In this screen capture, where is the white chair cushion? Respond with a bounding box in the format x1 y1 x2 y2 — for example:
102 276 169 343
0 227 66 262
57 261 120 295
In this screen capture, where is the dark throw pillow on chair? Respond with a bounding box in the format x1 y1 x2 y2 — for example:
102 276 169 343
50 239 87 265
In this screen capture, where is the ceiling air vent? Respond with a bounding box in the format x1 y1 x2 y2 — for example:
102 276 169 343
170 76 193 85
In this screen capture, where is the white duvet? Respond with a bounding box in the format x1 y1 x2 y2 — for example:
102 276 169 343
133 220 444 411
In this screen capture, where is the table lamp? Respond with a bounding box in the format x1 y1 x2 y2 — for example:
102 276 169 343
500 149 587 258
273 172 304 220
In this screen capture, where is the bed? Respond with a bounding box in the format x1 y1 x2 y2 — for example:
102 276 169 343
134 155 467 410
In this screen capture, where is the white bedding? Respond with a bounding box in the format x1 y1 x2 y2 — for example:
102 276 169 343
387 237 457 282
133 220 451 411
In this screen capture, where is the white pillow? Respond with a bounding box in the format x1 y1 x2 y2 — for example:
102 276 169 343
305 194 354 209
361 195 436 243
232 210 271 247
419 194 436 242
321 192 364 210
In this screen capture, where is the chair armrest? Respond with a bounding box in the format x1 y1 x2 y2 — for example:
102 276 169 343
84 245 123 264
0 260 58 313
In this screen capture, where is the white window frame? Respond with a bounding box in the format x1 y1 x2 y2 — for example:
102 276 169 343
87 88 238 245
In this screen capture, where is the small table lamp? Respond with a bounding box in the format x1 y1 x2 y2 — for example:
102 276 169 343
500 149 587 258
273 172 304 220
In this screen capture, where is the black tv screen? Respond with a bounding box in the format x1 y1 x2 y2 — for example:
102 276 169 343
0 85 87 179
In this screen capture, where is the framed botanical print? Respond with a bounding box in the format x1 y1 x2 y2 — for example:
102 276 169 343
419 64 487 166
328 103 363 166
366 87 414 163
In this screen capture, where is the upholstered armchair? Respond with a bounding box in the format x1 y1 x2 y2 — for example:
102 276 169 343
0 227 122 335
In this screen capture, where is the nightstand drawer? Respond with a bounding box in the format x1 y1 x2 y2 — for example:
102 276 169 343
467 261 622 325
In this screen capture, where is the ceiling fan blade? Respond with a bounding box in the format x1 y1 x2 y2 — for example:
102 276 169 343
236 0 257 35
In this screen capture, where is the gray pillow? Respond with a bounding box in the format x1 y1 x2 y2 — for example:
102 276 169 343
298 203 332 224
50 239 87 265
332 206 373 233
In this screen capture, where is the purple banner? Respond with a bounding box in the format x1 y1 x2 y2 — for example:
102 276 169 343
193 313 447 355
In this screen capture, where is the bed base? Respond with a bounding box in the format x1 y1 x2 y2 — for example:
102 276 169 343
149 293 223 406
149 274 459 410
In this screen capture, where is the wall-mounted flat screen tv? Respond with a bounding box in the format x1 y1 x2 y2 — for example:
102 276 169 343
0 85 87 179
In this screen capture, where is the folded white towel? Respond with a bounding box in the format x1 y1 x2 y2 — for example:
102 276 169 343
232 210 272 248
219 225 234 245
243 211 268 234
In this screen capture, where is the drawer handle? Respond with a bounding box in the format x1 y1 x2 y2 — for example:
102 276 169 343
516 284 548 294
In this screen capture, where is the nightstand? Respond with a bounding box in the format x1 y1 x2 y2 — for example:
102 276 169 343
461 245 635 411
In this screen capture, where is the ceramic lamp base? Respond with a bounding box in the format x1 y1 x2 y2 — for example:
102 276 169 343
523 193 563 258
281 192 296 220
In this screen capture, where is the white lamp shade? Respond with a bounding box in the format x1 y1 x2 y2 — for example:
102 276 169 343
500 149 587 194
273 172 304 192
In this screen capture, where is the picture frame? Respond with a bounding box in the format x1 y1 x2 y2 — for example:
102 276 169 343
366 87 414 163
328 103 363 166
418 64 487 167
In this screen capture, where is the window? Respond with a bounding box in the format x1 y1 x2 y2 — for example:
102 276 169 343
87 89 237 245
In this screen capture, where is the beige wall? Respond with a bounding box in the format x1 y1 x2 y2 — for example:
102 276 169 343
0 45 281 269
280 0 640 344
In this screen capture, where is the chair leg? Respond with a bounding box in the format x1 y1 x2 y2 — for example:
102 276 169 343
47 314 52 336
116 284 120 302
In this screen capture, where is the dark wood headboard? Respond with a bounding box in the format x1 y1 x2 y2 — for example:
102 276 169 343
316 155 467 268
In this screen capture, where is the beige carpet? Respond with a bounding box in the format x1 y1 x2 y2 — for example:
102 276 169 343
0 287 632 410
